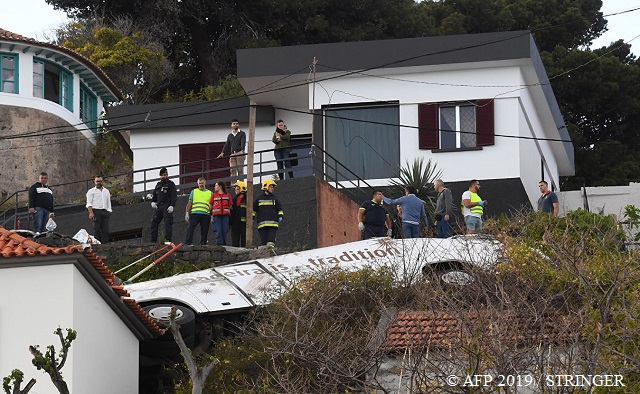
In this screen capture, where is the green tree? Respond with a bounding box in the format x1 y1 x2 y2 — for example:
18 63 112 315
55 18 173 104
2 370 36 394
28 328 76 394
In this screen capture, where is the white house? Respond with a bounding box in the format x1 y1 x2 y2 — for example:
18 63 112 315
0 28 121 196
0 227 163 394
109 31 573 213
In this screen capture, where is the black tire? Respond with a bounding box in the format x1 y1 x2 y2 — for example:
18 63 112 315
142 304 196 340
423 262 475 286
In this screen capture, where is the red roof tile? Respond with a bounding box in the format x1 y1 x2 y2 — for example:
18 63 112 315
384 310 578 352
0 227 164 337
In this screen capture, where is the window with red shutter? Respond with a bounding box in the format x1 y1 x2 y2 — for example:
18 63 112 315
179 142 228 188
418 100 495 150
418 103 439 149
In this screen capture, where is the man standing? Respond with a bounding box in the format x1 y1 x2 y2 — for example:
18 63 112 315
538 180 559 216
217 119 247 177
358 190 392 240
86 176 112 243
461 179 487 234
184 177 213 245
230 181 248 247
433 179 454 238
253 179 283 249
28 172 54 234
382 186 428 238
150 167 177 243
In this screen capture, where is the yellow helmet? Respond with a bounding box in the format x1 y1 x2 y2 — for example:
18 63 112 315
261 179 277 191
233 181 247 193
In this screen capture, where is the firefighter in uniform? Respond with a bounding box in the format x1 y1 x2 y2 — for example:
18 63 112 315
253 179 283 249
230 181 248 247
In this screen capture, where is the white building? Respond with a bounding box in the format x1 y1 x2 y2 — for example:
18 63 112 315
0 28 121 196
0 228 163 394
110 31 573 213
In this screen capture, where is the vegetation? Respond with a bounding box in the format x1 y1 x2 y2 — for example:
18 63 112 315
153 209 640 393
3 369 35 394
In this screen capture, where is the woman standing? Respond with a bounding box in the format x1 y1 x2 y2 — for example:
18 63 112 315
272 119 294 180
210 181 232 245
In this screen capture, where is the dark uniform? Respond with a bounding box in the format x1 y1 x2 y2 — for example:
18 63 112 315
253 192 283 246
150 176 177 242
231 192 247 247
360 199 389 240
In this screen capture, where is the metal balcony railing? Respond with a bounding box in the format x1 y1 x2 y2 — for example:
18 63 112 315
0 143 373 230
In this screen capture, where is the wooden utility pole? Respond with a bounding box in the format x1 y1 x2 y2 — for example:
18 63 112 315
311 57 317 145
245 100 257 247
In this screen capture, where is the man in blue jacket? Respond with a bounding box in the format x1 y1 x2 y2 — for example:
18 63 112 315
382 186 428 238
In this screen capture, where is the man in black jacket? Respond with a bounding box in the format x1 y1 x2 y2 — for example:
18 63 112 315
28 172 54 233
150 167 177 243
217 119 247 177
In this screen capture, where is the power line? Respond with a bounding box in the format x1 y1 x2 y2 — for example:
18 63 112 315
4 9 636 143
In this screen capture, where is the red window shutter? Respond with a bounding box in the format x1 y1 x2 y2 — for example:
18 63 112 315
476 99 494 146
418 103 439 149
179 142 228 187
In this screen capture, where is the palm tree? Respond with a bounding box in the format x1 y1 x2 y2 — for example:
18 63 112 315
388 157 442 221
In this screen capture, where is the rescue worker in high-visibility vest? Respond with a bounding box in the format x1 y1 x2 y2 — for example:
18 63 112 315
230 181 248 247
184 177 213 245
253 179 283 249
461 179 487 234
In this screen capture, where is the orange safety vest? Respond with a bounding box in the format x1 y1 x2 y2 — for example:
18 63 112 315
210 192 232 216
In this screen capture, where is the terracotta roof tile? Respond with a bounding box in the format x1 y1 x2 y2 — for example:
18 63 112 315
384 310 578 352
0 227 164 337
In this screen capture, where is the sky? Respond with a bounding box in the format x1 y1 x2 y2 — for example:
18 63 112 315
0 0 639 50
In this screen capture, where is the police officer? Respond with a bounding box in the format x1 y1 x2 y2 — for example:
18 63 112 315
150 167 177 243
358 190 391 240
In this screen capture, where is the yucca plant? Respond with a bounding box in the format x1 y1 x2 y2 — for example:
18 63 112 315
388 157 442 221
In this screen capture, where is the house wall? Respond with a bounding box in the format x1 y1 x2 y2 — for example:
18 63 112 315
9 50 105 141
0 46 111 198
306 65 561 209
0 263 139 394
131 122 289 192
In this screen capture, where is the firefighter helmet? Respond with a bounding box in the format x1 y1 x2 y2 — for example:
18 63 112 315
233 181 247 193
261 179 277 191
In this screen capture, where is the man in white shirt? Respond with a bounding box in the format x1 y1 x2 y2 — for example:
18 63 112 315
86 176 112 243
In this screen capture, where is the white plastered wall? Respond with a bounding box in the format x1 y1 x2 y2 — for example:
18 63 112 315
308 65 543 187
0 263 139 394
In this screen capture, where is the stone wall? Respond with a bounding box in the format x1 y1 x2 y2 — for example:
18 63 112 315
0 104 97 201
91 242 275 268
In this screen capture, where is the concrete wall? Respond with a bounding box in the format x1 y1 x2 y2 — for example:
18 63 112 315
0 262 139 394
46 175 531 250
558 183 640 218
52 176 320 250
